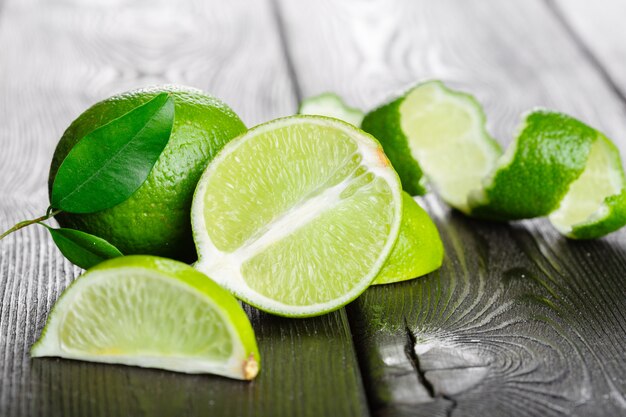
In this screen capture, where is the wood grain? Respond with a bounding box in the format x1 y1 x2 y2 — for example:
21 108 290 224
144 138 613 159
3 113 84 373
0 0 296 203
277 0 626 155
276 0 626 415
551 0 626 100
0 1 368 416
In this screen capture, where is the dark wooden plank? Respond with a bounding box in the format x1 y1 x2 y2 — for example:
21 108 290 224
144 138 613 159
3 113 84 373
0 1 369 416
551 0 626 101
277 0 626 416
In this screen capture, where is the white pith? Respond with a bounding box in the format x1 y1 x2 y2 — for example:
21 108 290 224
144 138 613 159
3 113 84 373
192 116 402 316
31 268 249 379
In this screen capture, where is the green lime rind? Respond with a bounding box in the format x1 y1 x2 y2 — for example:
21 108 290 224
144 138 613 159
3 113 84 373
49 86 246 261
361 96 427 196
471 112 626 237
31 256 260 380
363 80 626 239
567 189 626 239
469 111 598 220
373 192 443 285
298 93 365 127
554 133 626 239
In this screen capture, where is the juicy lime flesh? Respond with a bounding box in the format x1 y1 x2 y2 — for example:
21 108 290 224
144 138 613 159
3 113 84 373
400 83 501 212
241 178 394 305
549 135 624 231
196 117 400 314
60 269 232 359
203 124 361 252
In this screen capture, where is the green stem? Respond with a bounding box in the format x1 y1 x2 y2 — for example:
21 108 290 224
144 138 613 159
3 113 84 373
0 209 61 240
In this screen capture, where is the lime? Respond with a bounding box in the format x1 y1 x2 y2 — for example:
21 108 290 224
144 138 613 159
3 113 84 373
373 192 443 285
362 80 502 208
192 116 402 317
31 256 260 380
49 86 246 261
362 81 626 238
299 93 365 127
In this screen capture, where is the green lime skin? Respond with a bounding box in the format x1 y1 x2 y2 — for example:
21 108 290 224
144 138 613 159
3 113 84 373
469 111 598 220
373 192 443 285
361 98 426 196
49 86 246 261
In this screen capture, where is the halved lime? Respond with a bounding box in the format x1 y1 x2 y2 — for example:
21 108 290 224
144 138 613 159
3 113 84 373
192 116 402 317
363 80 626 238
373 192 444 285
299 93 365 127
31 256 260 380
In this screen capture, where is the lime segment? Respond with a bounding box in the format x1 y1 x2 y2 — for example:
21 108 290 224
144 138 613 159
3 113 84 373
31 256 260 380
192 116 402 316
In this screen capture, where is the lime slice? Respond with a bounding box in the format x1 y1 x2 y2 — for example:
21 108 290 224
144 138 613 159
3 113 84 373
362 80 626 239
299 93 365 127
373 192 443 285
31 256 260 380
192 115 402 317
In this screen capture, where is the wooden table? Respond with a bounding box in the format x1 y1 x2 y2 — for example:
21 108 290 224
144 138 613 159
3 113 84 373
1 1 625 416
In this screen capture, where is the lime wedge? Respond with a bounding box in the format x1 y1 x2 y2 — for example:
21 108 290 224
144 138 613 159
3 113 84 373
373 192 443 285
362 80 626 239
31 256 260 380
192 116 402 317
299 93 365 127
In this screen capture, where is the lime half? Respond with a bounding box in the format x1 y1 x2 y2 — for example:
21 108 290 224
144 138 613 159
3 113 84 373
192 116 402 317
362 80 626 239
373 192 443 285
31 256 260 380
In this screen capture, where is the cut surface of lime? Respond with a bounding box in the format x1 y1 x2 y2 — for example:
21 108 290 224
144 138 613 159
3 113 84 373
31 256 260 380
373 192 444 285
192 116 402 317
299 93 365 127
362 80 626 239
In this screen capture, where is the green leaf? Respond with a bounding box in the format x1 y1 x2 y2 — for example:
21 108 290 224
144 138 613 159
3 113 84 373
43 225 123 269
51 93 175 213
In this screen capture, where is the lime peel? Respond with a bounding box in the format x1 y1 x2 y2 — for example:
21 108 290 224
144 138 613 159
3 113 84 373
362 80 626 239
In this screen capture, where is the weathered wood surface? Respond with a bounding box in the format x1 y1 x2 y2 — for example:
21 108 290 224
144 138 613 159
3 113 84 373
277 0 626 416
552 0 626 99
0 0 368 416
2 0 626 416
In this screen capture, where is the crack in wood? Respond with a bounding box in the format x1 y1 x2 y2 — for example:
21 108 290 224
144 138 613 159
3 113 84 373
404 323 457 417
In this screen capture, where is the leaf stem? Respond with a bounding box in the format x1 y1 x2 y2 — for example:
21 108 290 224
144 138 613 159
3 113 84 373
0 209 61 240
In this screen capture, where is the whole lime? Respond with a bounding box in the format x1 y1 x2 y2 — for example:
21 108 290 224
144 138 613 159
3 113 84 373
49 85 246 261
